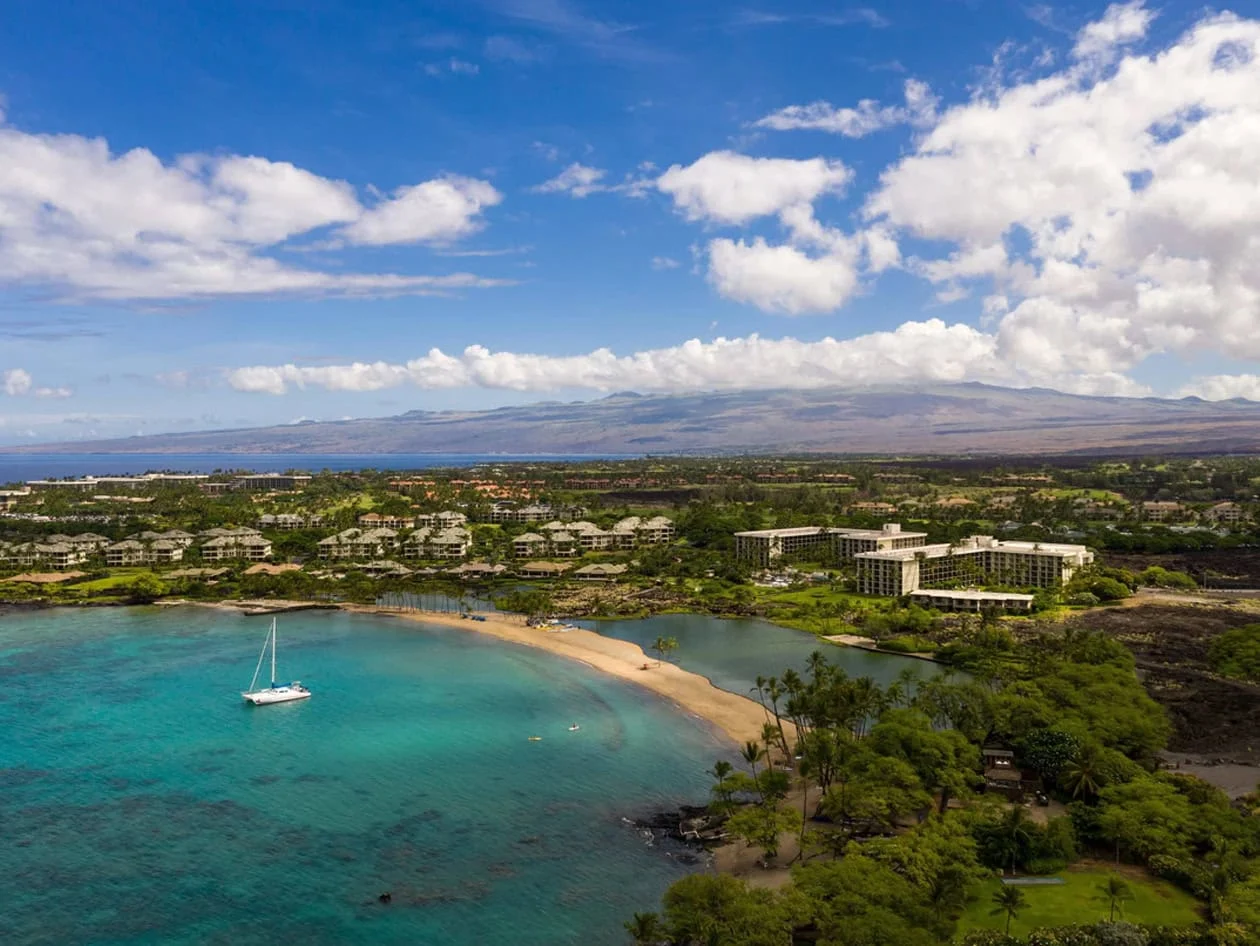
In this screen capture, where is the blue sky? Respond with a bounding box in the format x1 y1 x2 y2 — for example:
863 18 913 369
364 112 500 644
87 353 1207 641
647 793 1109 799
2 0 1260 444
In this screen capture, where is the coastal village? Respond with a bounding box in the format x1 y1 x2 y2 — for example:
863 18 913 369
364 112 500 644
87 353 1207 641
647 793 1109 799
2 456 1259 632
4 456 1260 944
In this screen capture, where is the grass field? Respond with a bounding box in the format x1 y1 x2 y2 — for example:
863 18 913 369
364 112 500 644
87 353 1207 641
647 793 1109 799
751 584 886 635
957 867 1201 937
67 570 148 592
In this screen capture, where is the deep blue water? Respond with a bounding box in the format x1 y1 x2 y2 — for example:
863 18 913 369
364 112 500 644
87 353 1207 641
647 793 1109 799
0 607 728 946
0 453 630 484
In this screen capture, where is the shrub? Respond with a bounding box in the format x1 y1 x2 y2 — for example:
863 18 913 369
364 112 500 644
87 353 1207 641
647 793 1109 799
1141 928 1211 946
1036 816 1078 863
961 932 1018 946
1206 624 1260 682
1138 566 1197 591
1067 592 1101 606
1021 729 1083 783
1088 577 1132 602
1025 856 1070 875
1089 923 1149 946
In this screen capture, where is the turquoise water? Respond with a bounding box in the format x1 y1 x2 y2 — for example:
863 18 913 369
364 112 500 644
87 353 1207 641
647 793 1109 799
584 613 938 697
0 607 728 946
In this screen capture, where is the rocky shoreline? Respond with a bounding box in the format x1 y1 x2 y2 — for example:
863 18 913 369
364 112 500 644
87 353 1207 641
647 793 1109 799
633 803 729 848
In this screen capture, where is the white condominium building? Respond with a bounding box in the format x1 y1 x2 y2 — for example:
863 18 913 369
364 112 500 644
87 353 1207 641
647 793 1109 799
856 535 1094 596
734 523 928 568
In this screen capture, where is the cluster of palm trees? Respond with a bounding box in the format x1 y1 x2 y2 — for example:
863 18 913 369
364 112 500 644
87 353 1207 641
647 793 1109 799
750 655 923 753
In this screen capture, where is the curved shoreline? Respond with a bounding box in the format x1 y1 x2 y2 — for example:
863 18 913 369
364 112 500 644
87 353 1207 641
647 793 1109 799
175 599 779 747
357 606 779 747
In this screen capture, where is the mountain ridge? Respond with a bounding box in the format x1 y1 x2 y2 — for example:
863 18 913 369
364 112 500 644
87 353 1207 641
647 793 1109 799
7 384 1260 457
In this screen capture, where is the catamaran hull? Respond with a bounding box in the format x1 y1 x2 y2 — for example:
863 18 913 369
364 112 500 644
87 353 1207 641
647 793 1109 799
242 689 311 705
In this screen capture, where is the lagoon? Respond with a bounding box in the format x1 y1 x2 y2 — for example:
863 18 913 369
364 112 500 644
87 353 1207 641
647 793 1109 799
0 606 722 946
585 612 938 698
0 605 934 945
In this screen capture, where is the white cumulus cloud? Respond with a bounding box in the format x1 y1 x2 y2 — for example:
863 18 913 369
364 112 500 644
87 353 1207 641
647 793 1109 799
531 163 608 198
753 79 939 136
3 368 32 396
657 151 852 225
341 176 501 245
2 368 71 398
707 238 860 314
858 4 1260 381
1073 0 1155 61
0 116 506 300
223 323 1149 399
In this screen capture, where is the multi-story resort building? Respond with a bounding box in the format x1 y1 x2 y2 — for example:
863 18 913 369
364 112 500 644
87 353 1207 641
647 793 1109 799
232 474 312 491
357 512 416 530
1206 501 1246 524
487 503 555 524
855 535 1094 598
25 474 209 490
1139 500 1186 521
258 513 324 530
734 524 927 568
200 534 273 562
0 532 109 569
511 516 675 558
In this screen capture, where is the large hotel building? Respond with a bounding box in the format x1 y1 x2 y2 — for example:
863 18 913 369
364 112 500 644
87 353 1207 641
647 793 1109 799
855 535 1094 596
735 523 1094 608
734 523 928 568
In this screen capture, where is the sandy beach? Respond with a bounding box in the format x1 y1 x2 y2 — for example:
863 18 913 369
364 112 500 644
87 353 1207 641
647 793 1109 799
354 606 780 747
185 598 781 747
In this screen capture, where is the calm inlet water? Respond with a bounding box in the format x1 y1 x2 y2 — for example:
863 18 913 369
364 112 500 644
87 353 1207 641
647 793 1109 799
0 607 727 946
585 613 939 697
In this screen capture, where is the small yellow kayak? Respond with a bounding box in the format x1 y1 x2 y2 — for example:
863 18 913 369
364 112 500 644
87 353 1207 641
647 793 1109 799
528 736 542 742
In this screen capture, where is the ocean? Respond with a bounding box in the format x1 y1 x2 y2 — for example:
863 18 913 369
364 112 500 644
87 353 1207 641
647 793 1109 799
0 453 627 484
0 607 728 946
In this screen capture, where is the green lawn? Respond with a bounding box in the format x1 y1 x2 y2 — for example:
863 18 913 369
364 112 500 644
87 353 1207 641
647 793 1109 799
957 867 1201 938
1033 487 1127 501
751 584 886 635
318 493 377 514
68 570 149 592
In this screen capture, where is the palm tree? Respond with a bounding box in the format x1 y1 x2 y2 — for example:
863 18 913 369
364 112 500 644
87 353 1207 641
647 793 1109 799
751 674 771 724
925 866 969 925
651 635 678 666
892 665 921 706
766 677 790 756
1061 746 1104 800
794 754 814 861
848 676 883 738
761 721 781 761
999 806 1035 875
741 740 765 803
710 760 736 812
991 886 1027 935
624 911 662 945
806 649 829 685
1095 874 1132 922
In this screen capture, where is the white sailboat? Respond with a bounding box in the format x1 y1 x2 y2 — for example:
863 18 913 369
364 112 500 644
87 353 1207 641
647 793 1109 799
241 617 311 705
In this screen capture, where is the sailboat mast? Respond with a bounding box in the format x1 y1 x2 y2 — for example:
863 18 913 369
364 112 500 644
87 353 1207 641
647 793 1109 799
270 617 277 685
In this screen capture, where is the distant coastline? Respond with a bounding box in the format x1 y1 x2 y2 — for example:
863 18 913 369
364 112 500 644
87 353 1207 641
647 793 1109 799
0 452 635 484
